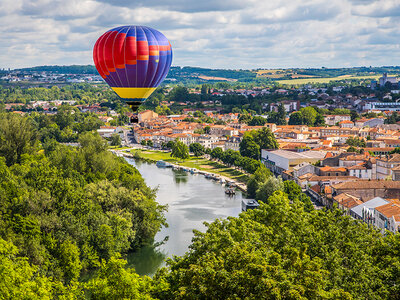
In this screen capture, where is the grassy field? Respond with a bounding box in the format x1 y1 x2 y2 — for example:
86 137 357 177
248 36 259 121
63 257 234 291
131 150 248 183
276 74 383 85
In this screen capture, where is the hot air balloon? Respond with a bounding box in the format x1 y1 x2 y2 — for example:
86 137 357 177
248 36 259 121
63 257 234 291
93 25 172 122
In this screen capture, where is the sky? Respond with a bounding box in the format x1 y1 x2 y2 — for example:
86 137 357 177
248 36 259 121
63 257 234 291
1 0 399 70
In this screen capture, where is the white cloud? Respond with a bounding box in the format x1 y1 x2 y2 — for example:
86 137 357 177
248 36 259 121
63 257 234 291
0 0 399 69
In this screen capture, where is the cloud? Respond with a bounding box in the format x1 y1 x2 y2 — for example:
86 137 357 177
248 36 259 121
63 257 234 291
94 0 249 13
0 0 400 69
351 0 400 18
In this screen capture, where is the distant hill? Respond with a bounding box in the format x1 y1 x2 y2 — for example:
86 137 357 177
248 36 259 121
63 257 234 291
13 65 400 84
16 65 97 74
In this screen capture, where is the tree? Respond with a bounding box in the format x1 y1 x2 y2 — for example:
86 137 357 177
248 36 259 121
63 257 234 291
277 102 287 125
346 136 366 148
314 113 325 126
283 180 302 201
350 110 359 122
210 147 224 160
110 133 122 147
0 113 37 166
288 111 303 125
248 116 267 126
189 143 205 157
268 103 287 125
166 140 175 149
239 135 260 160
246 165 271 198
253 127 279 151
86 256 154 299
255 176 284 202
301 107 317 126
171 140 189 160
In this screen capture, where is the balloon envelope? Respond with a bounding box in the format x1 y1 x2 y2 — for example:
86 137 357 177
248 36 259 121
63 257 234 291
93 25 172 103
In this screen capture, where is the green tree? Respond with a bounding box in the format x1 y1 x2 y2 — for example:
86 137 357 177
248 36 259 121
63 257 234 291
277 102 287 125
210 147 224 160
283 180 302 201
58 240 82 283
86 256 154 300
253 127 279 151
110 133 122 147
0 113 37 166
346 136 366 148
288 111 303 125
246 165 271 198
301 107 317 126
255 176 284 202
171 140 189 160
239 135 260 160
314 113 325 126
248 116 267 126
189 143 205 157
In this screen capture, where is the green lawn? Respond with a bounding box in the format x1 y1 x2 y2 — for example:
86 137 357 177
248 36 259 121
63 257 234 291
131 150 248 183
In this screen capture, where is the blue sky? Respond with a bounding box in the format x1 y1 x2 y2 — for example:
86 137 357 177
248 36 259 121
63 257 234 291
1 0 399 69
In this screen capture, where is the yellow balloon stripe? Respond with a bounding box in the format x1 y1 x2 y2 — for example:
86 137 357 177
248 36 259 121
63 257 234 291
111 87 156 99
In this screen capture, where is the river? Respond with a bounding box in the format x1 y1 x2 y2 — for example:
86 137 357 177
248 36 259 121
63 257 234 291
125 158 243 276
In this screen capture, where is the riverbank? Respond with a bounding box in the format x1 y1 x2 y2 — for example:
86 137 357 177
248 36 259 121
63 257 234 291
114 149 248 191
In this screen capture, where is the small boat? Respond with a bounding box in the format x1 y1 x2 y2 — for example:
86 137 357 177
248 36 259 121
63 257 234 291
225 187 236 195
241 199 260 211
226 181 236 188
156 160 169 168
190 168 198 174
220 178 226 184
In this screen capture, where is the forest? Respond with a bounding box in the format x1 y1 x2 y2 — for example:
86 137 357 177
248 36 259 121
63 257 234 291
1 111 400 298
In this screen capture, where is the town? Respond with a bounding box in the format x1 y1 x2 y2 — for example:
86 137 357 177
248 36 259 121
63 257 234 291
3 71 400 235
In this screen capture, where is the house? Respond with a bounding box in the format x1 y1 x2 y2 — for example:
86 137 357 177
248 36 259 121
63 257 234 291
331 180 400 201
392 165 400 181
324 115 351 126
138 110 158 123
224 136 241 151
333 193 363 214
376 154 400 180
349 197 390 222
338 153 370 167
374 202 400 233
347 163 372 179
339 120 354 128
319 166 347 177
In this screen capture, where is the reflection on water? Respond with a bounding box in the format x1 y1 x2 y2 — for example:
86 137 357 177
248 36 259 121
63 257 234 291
126 158 242 276
172 169 188 184
126 244 167 276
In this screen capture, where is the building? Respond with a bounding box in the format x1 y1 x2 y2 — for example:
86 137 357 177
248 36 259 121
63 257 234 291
324 115 351 126
261 149 326 175
224 136 241 151
364 102 400 112
354 118 384 128
331 180 400 201
349 197 390 222
374 202 400 233
379 73 398 87
376 154 400 180
138 110 158 123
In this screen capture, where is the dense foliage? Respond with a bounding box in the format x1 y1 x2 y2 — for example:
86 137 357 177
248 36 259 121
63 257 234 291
288 106 325 126
0 113 166 289
240 127 279 160
152 191 400 299
0 84 118 105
